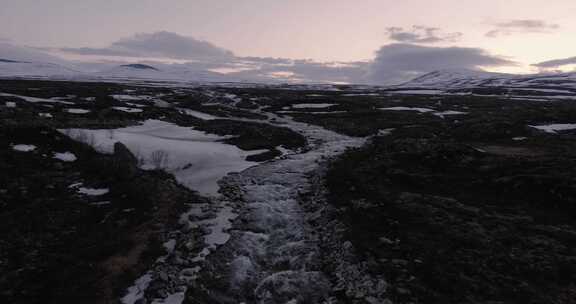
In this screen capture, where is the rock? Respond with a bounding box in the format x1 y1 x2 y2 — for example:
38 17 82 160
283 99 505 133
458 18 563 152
378 237 395 245
135 298 147 304
147 280 167 297
159 271 170 282
396 287 411 295
527 226 576 243
391 259 409 267
113 142 138 179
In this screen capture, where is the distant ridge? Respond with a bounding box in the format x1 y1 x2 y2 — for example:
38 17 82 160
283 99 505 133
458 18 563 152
119 64 159 71
0 58 23 63
399 69 514 89
398 69 576 91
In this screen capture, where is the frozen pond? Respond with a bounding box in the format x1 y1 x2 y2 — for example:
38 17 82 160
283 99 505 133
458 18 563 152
60 119 264 196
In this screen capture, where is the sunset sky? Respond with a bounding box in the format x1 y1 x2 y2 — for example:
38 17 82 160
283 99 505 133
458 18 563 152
1 0 575 83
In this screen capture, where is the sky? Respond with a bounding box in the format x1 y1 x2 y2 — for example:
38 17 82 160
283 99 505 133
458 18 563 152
1 0 575 84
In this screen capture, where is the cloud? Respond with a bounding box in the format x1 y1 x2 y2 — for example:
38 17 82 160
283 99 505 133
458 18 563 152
112 31 234 59
386 26 462 44
4 31 520 85
0 42 71 65
532 56 576 69
59 47 137 57
227 59 369 83
486 19 559 37
369 43 516 84
61 31 234 60
237 56 293 65
19 30 367 83
268 61 368 83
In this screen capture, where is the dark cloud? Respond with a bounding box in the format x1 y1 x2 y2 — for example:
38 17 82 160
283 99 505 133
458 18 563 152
386 26 462 44
369 43 516 84
112 31 234 59
60 31 234 60
532 56 576 69
59 47 136 57
486 19 559 37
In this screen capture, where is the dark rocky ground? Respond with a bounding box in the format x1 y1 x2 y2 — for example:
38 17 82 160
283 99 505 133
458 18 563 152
192 86 576 303
0 123 201 304
0 79 305 304
226 86 576 303
318 97 576 303
2 79 576 303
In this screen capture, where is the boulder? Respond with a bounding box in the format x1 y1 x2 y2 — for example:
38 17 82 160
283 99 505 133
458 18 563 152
113 142 138 180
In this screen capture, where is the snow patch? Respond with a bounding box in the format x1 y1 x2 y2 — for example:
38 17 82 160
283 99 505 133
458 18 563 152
389 89 444 95
65 108 91 114
179 108 220 120
53 151 77 162
529 124 576 133
292 103 337 109
163 239 177 254
77 187 109 196
0 92 74 104
121 273 153 304
342 93 379 96
379 106 435 113
12 144 36 152
112 94 153 101
151 291 185 304
113 106 144 113
433 110 468 118
59 119 262 196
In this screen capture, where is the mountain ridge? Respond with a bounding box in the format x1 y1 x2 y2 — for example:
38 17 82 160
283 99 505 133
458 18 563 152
399 68 576 91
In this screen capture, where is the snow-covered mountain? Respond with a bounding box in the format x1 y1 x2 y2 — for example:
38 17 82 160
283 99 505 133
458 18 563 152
0 43 246 83
398 69 516 89
0 60 83 78
0 56 234 83
399 69 576 92
94 63 238 83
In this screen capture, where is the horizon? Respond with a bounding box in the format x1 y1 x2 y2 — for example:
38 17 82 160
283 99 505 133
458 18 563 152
1 0 576 84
